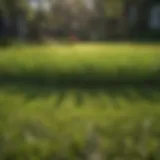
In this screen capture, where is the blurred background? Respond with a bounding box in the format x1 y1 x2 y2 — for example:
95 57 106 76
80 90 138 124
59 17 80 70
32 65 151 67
0 1 160 160
0 0 160 44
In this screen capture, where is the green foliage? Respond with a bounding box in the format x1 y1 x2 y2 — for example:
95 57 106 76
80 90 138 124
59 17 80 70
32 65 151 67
1 0 28 16
104 0 125 17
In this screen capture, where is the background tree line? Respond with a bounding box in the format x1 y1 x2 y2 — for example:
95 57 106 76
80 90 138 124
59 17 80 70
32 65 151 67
0 0 159 44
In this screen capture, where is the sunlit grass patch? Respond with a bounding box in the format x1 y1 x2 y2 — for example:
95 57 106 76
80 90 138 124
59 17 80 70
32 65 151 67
0 43 160 84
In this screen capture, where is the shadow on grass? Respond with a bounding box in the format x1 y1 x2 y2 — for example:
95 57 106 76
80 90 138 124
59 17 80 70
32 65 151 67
75 91 84 107
55 90 66 108
0 81 160 108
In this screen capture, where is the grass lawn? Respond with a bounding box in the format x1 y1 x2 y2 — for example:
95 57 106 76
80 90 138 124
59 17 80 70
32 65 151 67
0 43 160 160
0 43 160 84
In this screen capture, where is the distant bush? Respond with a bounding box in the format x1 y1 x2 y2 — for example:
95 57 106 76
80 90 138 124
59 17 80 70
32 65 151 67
0 38 11 47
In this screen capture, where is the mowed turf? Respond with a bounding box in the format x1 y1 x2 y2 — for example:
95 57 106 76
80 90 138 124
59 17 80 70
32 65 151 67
0 83 160 159
0 43 160 159
0 43 160 84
